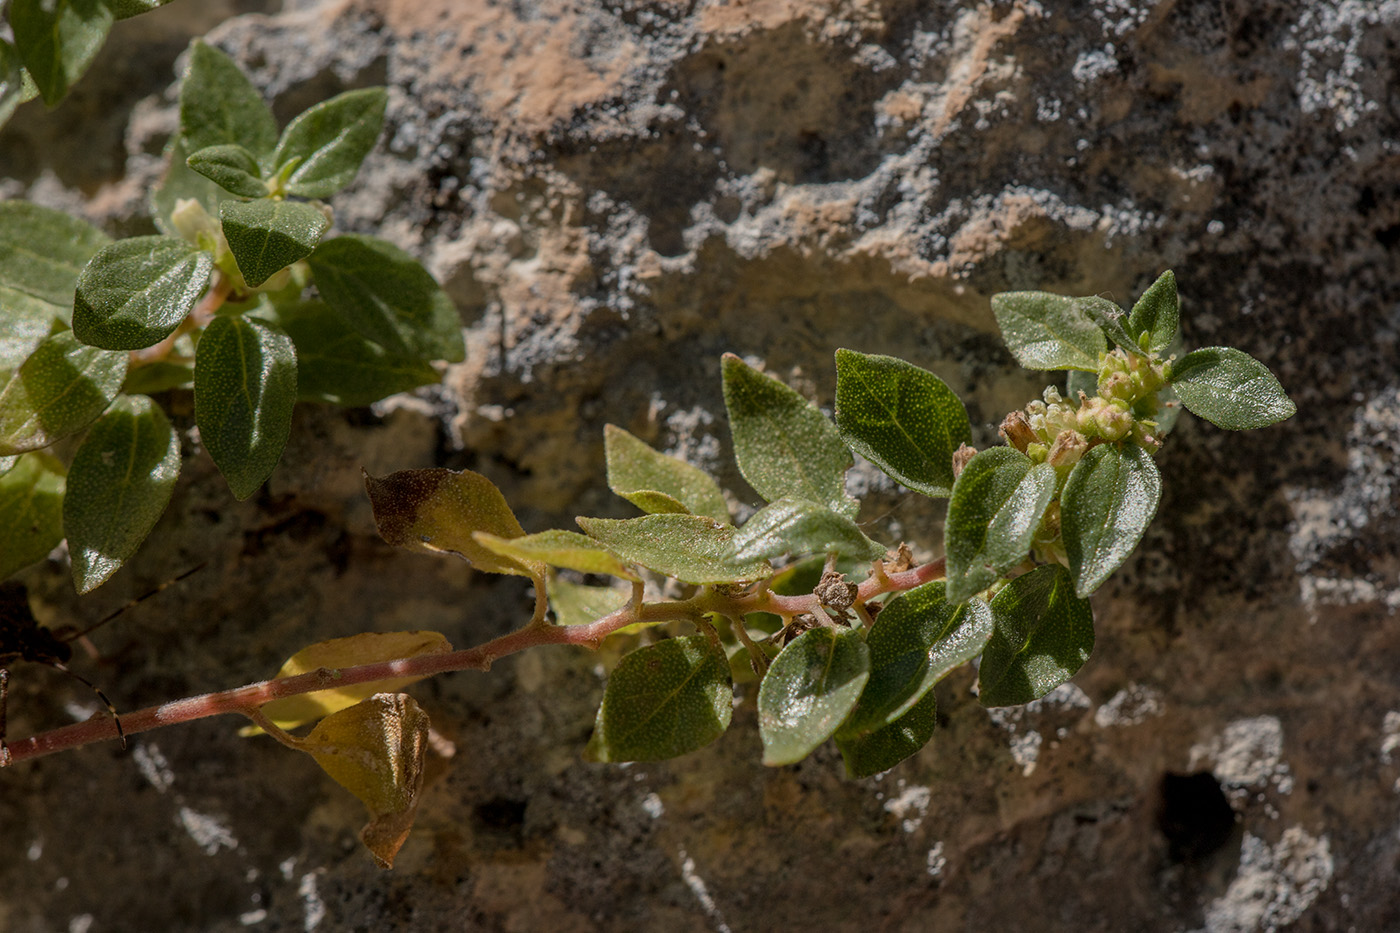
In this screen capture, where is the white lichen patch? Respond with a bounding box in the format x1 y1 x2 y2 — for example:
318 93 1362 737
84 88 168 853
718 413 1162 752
640 792 664 819
1381 711 1400 765
1094 683 1165 727
1198 827 1334 933
678 849 733 933
926 841 947 878
177 806 239 856
883 782 932 833
1191 716 1294 796
132 742 176 794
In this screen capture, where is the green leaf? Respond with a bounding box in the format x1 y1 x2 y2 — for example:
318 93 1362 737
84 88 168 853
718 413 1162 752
944 448 1057 603
603 424 730 522
71 236 213 350
220 199 329 288
0 200 111 366
0 41 26 128
586 635 733 762
731 497 886 563
721 354 856 517
307 235 465 362
1060 443 1161 597
576 514 770 584
9 0 113 106
1168 347 1296 430
0 331 127 455
835 688 937 778
186 144 269 198
121 360 193 396
63 395 180 593
977 564 1094 707
272 300 438 406
193 315 297 499
151 135 226 236
363 468 542 578
474 528 639 582
1077 295 1144 357
839 581 992 736
0 451 66 579
106 0 176 19
758 625 869 766
179 40 278 157
1126 271 1178 354
834 349 971 497
546 577 631 627
270 87 388 198
1066 368 1097 400
990 290 1107 371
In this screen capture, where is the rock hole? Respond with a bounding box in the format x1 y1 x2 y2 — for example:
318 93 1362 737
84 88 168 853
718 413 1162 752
1158 771 1237 862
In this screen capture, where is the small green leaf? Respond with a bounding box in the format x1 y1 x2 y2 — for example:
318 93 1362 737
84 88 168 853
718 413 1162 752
835 688 937 778
9 0 113 106
363 467 542 578
273 300 438 406
220 199 329 287
990 290 1107 371
106 0 176 18
758 625 869 766
834 349 971 497
721 354 856 517
0 41 26 128
194 315 297 499
839 582 992 736
151 135 227 235
731 497 886 563
1168 347 1296 430
307 235 465 362
576 514 770 584
944 448 1057 603
586 635 733 763
1077 295 1144 357
977 564 1094 707
63 395 180 593
1127 271 1178 354
0 451 66 579
474 528 640 582
0 200 111 366
186 144 268 198
72 236 213 350
179 40 278 157
546 577 631 627
270 87 388 198
1060 443 1161 597
0 331 127 455
603 424 730 522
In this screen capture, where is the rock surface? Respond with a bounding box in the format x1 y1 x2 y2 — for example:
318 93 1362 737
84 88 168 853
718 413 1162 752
3 0 1399 930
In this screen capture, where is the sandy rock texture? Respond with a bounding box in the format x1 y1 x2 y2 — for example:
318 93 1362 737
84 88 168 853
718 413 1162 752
3 0 1399 929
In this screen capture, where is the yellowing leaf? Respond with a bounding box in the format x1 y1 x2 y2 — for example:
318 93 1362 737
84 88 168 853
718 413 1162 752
245 631 450 733
300 693 430 869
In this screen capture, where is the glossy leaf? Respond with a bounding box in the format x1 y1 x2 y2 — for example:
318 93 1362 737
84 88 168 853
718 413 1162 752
271 87 388 198
721 354 856 517
839 582 992 737
0 331 127 455
1168 347 1296 430
9 0 112 106
300 693 429 869
0 200 111 366
220 199 329 287
834 349 971 497
990 290 1107 372
72 236 213 350
731 497 886 563
1077 295 1144 357
0 451 66 579
586 635 733 762
194 315 297 499
603 424 729 522
186 143 268 198
179 40 278 157
977 564 1094 707
63 395 180 593
758 625 870 766
0 41 24 128
107 0 177 18
307 235 465 362
1060 443 1161 597
363 467 542 577
1126 270 1178 354
835 688 937 778
576 514 769 584
545 577 631 627
474 528 639 581
944 448 1057 603
249 631 452 733
273 300 439 406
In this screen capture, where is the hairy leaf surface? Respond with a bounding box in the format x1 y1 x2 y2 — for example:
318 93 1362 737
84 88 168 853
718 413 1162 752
0 331 127 455
990 290 1106 371
944 448 1056 603
604 424 730 522
1060 443 1160 597
1169 347 1295 430
758 625 869 766
576 514 769 584
1127 270 1178 354
835 689 937 778
0 451 65 580
72 236 213 350
978 564 1094 706
731 497 886 563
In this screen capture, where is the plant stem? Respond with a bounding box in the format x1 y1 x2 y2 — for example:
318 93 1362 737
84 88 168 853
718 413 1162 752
0 558 945 766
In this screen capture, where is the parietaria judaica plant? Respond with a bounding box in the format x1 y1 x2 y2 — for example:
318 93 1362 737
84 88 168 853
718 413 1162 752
2 252 1295 866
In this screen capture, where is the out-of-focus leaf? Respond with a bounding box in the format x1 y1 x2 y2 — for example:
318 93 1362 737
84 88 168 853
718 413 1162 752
603 424 730 522
9 0 113 106
72 235 213 350
731 497 886 563
835 688 937 778
151 136 226 236
757 625 869 766
220 199 329 288
0 331 127 456
270 88 388 198
576 514 769 584
1060 443 1161 597
0 451 66 579
63 395 180 593
990 290 1106 371
273 300 438 406
107 0 177 19
474 528 639 581
545 577 630 627
1168 347 1296 430
121 361 194 396
0 41 24 128
977 564 1094 707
